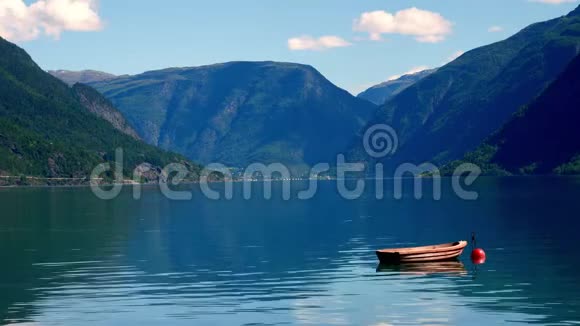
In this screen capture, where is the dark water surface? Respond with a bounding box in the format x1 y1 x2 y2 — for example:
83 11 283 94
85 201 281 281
1 177 580 325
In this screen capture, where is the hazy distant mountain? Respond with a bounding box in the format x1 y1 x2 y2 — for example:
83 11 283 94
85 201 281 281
49 70 118 86
445 53 580 175
357 69 436 105
0 37 200 181
350 5 580 167
72 83 141 140
90 61 377 170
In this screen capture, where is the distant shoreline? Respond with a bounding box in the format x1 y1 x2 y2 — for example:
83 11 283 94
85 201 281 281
0 175 333 189
2 174 580 190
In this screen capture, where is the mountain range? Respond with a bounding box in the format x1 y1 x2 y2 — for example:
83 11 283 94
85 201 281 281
349 5 580 169
88 62 376 171
0 37 200 184
4 5 580 181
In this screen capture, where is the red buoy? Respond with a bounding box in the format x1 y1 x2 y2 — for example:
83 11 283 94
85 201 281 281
471 248 486 264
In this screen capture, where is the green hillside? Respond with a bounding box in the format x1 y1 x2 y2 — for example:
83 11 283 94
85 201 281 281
444 53 580 175
0 37 201 184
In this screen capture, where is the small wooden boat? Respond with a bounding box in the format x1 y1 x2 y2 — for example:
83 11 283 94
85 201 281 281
376 241 467 264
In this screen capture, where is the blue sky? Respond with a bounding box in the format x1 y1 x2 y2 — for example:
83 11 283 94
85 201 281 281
4 0 579 94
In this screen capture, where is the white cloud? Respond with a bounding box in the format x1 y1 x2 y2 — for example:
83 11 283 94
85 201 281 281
387 65 430 81
353 7 453 43
0 0 103 42
488 26 504 33
288 35 352 51
529 0 577 4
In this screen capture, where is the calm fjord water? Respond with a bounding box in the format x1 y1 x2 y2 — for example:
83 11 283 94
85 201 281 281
1 177 580 325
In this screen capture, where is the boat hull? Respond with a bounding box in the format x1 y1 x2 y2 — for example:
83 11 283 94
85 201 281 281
376 241 467 264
